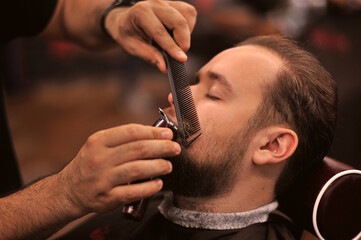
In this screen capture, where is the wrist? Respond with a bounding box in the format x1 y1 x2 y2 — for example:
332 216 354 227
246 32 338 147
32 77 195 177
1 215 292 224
101 0 136 40
54 171 88 219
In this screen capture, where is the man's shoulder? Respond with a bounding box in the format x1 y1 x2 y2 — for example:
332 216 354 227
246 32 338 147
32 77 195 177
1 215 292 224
56 194 298 240
232 213 298 240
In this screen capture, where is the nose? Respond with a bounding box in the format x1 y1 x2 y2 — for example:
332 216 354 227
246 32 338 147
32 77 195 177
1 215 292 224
168 85 198 110
168 92 174 109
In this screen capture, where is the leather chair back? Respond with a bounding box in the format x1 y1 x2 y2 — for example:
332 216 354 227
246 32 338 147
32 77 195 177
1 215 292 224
278 157 361 240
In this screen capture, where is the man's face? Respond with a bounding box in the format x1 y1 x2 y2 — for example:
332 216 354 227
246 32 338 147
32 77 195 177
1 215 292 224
163 45 282 198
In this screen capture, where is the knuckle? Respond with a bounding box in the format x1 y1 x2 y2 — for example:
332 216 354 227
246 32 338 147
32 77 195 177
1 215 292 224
183 42 190 52
122 191 138 203
132 142 148 156
149 0 165 7
147 57 159 66
124 164 143 179
124 123 142 137
131 2 148 13
123 41 138 55
89 154 105 166
157 159 171 172
175 17 188 29
100 129 111 139
185 5 197 18
119 165 130 179
153 27 167 38
86 132 101 146
151 127 161 139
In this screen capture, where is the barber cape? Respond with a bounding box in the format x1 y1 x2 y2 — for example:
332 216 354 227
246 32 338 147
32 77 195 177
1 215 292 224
57 192 297 240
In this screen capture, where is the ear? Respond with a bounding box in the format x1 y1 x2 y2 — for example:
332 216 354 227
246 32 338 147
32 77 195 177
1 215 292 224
252 127 298 166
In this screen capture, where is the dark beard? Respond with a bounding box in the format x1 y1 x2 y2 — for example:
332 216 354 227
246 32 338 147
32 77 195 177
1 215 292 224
162 134 246 198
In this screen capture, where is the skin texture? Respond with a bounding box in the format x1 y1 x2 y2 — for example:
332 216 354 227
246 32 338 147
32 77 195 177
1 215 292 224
164 45 298 213
0 1 196 239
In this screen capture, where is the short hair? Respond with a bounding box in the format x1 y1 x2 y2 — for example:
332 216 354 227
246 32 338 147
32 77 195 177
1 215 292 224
237 35 338 197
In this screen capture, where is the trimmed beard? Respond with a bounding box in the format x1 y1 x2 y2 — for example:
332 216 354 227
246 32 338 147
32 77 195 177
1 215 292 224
162 130 249 198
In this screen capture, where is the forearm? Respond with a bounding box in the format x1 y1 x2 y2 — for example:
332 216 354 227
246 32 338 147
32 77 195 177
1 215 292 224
39 0 197 72
0 124 179 239
40 0 115 50
0 173 83 240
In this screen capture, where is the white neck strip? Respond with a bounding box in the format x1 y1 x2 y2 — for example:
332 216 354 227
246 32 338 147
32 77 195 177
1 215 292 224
158 192 278 230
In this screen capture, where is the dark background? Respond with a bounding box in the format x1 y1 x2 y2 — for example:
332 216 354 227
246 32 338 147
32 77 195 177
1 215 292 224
2 0 361 185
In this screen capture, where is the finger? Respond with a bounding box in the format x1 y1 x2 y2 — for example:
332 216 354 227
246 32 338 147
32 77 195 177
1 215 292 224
168 1 197 33
166 2 198 51
109 159 172 185
163 18 190 54
119 36 167 73
110 178 163 204
132 4 188 62
91 124 174 147
111 139 181 164
153 6 191 52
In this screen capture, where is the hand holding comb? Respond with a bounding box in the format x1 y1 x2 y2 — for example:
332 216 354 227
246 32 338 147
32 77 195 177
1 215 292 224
161 46 202 145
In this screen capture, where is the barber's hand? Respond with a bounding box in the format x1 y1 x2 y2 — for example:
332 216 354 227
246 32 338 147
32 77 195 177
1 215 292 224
104 0 197 73
58 124 180 215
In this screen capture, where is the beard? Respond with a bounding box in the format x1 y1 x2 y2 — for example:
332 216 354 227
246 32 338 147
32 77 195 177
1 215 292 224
162 129 249 198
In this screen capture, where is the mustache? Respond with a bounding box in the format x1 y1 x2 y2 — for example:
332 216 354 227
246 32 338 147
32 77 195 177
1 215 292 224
162 107 194 140
162 107 176 120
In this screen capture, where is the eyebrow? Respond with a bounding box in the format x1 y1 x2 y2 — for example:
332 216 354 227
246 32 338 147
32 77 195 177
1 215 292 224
207 71 235 96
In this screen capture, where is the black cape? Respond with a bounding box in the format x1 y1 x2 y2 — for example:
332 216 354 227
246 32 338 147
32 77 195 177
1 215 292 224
57 194 297 240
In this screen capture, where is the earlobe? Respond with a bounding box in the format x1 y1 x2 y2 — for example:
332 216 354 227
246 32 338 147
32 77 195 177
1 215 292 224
253 127 298 166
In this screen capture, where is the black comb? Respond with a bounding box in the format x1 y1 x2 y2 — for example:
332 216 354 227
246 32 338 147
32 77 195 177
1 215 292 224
161 50 202 146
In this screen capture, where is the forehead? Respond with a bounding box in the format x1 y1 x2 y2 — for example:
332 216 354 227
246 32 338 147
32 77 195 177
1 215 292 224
200 45 282 91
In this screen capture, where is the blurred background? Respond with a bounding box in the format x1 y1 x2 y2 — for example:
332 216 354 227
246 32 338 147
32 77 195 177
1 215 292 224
1 0 361 201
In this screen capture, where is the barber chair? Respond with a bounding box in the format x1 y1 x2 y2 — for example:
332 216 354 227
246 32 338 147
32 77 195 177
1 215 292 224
278 157 361 240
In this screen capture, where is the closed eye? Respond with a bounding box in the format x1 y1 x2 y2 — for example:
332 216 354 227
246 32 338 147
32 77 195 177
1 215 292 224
206 93 220 101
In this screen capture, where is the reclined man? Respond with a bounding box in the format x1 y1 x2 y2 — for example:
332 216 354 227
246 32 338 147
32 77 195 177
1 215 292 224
58 35 338 240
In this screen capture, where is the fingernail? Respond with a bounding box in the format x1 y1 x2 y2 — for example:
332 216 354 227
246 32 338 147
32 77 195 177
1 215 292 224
155 179 163 188
161 130 172 139
176 50 187 61
174 142 181 153
167 161 173 171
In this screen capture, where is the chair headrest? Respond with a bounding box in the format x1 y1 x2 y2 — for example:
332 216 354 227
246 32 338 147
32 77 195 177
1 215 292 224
278 157 361 240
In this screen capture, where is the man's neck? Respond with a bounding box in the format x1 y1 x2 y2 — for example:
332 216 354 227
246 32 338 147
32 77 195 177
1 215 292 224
174 195 240 213
173 178 276 213
158 192 279 230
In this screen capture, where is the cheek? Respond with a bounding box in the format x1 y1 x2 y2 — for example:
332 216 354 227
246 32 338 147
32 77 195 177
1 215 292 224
197 106 222 133
197 102 225 120
197 104 237 133
196 113 235 148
